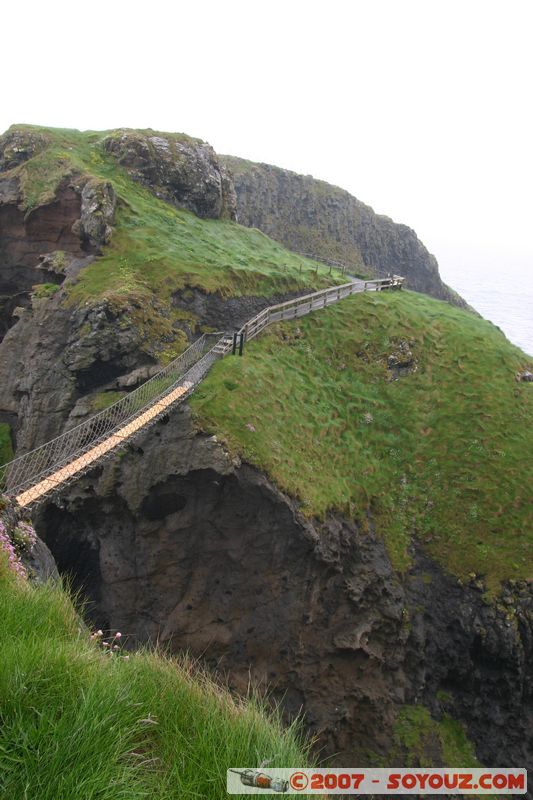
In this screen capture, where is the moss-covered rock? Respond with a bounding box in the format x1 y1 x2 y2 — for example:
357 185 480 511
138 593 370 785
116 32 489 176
0 496 58 582
0 128 49 172
103 130 237 220
393 706 479 767
77 177 117 248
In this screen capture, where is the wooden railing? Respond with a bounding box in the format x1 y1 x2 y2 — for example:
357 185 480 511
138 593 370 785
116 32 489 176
236 275 404 347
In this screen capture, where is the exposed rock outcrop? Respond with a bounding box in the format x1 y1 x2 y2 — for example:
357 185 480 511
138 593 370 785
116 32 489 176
103 130 237 220
0 123 529 781
75 178 117 248
0 279 309 457
33 403 533 772
0 130 117 342
0 178 83 341
0 495 58 583
0 129 49 171
0 291 154 452
223 156 466 306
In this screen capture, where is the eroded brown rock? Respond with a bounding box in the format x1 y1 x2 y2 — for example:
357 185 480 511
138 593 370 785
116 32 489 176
0 161 116 343
0 128 49 172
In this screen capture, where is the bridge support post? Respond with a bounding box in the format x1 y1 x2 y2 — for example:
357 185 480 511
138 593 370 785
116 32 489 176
232 332 238 355
238 332 244 356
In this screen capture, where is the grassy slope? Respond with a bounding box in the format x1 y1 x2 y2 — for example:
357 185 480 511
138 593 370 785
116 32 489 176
0 558 310 799
192 290 532 591
223 153 369 270
6 125 340 307
2 124 345 363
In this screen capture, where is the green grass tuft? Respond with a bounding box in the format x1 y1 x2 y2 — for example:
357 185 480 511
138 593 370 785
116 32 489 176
393 705 479 767
0 558 311 799
32 283 60 300
0 424 13 467
89 391 127 411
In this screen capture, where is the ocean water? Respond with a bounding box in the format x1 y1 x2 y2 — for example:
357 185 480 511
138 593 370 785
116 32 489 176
440 264 533 357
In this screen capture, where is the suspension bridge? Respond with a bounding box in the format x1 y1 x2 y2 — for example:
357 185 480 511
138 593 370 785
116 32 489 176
0 273 403 510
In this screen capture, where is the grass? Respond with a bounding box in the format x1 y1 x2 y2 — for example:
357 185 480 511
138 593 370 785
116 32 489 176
4 124 343 306
393 706 479 767
89 390 127 412
0 554 311 799
0 424 13 480
31 283 60 300
1 124 347 360
191 290 532 591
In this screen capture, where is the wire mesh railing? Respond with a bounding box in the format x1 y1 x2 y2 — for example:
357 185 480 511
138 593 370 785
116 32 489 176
0 272 403 509
0 333 224 504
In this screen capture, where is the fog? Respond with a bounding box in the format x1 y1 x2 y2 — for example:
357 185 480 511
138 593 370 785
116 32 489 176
2 0 532 289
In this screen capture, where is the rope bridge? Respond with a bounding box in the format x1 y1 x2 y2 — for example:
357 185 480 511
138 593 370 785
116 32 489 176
0 274 403 509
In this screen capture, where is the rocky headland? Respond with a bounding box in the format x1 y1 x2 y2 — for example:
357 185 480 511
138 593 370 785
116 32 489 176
0 125 531 778
223 155 466 306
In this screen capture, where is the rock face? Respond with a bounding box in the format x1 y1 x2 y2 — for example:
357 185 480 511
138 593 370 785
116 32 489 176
0 293 154 453
0 280 307 459
75 178 116 248
222 157 465 305
103 130 237 220
0 129 48 171
0 130 117 343
0 179 82 340
0 496 58 583
1 124 530 778
33 404 533 772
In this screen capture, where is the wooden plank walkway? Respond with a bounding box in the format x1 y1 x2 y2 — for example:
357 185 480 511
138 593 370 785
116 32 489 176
15 382 194 507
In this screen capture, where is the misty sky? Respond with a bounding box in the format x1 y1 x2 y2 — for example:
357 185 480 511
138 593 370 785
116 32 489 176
2 0 532 287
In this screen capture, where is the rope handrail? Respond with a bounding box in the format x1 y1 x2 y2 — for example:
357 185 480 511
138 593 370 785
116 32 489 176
0 273 403 509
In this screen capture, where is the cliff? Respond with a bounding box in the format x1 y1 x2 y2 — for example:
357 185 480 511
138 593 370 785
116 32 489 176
0 505 310 799
0 125 335 451
223 155 466 305
33 390 533 772
0 124 532 783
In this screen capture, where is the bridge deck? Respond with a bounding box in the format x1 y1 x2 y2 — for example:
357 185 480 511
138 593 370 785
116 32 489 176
15 382 193 507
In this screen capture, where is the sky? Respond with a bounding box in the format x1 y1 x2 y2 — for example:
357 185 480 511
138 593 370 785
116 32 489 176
2 0 532 289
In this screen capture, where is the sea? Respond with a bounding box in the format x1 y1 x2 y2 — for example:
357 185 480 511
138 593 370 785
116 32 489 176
440 262 533 357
